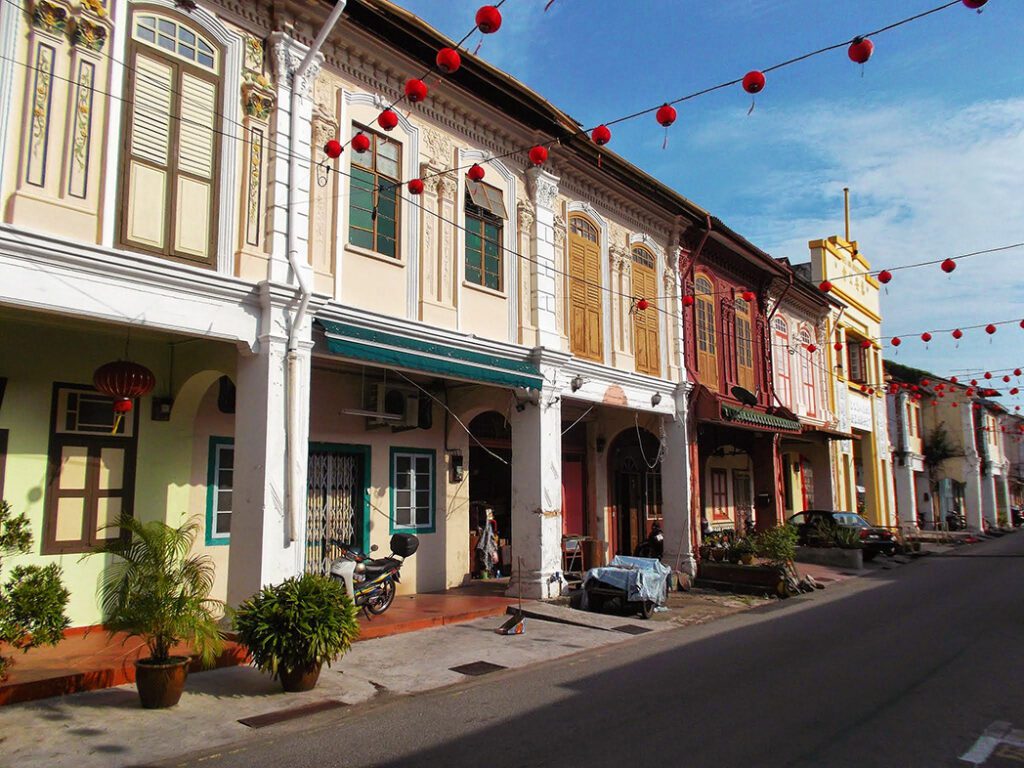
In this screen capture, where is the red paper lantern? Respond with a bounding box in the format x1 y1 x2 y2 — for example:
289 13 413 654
950 377 958 383
436 47 462 74
742 70 766 94
986 324 997 335
351 132 371 153
1015 369 1022 376
378 109 399 131
1004 375 1011 383
741 290 755 303
962 0 987 8
922 379 931 387
848 37 874 64
834 342 844 351
877 269 892 284
819 281 833 293
860 385 869 394
860 339 872 350
404 78 428 103
407 178 424 195
984 372 993 379
1012 388 1021 395
591 124 611 146
636 298 649 311
528 145 549 166
475 5 502 34
467 163 485 182
970 379 978 386
941 258 956 273
952 402 959 408
891 337 901 347
682 295 695 307
324 139 343 159
93 360 156 414
921 332 932 343
807 344 817 353
1020 319 1024 329
656 103 677 128
952 328 963 340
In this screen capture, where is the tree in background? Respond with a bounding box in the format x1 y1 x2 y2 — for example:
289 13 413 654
0 499 70 680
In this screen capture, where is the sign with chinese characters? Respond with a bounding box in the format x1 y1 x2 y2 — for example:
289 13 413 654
849 392 873 432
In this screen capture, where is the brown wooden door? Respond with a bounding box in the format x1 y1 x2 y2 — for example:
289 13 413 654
568 217 603 361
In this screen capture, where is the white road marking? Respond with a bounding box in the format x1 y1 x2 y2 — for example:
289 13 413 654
961 722 1014 765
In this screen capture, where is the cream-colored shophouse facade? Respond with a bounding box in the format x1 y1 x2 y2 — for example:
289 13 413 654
0 0 712 625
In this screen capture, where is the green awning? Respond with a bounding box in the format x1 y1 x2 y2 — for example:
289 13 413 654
721 404 801 432
317 319 543 390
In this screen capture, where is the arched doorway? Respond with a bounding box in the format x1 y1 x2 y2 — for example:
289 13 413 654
468 411 512 578
609 428 662 555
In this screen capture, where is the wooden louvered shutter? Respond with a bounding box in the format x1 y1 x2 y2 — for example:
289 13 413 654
568 235 588 357
123 52 173 252
583 241 603 360
633 263 660 376
173 72 217 261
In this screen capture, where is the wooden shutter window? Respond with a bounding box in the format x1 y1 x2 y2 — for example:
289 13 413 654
631 247 660 376
695 275 718 391
568 216 603 362
772 317 791 408
120 16 220 267
735 297 754 392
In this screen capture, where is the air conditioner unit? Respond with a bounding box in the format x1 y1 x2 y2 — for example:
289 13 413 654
368 383 420 428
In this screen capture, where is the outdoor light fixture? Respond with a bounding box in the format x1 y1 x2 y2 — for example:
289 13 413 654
595 436 607 453
571 374 584 392
651 392 662 407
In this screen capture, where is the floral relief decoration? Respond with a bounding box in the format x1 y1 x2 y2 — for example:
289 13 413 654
244 36 264 73
71 17 106 51
71 63 93 178
30 50 53 157
31 0 68 35
79 0 106 18
242 75 275 121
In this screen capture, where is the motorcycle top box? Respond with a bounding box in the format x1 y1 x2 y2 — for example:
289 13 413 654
390 533 419 558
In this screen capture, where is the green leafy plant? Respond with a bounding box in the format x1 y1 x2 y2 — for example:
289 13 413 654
233 573 359 679
0 500 70 680
94 515 223 666
807 517 834 548
754 525 798 566
733 537 755 557
832 525 864 550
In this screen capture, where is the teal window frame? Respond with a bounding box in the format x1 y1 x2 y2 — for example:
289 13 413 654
348 124 400 259
464 184 504 291
389 447 435 534
205 436 234 546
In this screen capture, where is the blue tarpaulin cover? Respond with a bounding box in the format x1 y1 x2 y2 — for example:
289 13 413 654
582 556 671 606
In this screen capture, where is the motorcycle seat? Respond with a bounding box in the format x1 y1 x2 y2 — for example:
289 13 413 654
362 557 401 576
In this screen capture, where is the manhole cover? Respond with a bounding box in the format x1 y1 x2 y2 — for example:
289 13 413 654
450 661 507 676
613 625 653 635
238 699 346 729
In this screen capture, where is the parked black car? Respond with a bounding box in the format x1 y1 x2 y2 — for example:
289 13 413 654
787 510 896 560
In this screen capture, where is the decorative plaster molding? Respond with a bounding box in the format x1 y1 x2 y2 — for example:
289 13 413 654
269 31 322 97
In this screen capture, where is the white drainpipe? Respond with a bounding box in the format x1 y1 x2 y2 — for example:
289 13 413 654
285 0 347 542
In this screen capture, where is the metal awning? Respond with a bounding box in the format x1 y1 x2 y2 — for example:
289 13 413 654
317 318 542 390
721 403 801 432
806 425 861 440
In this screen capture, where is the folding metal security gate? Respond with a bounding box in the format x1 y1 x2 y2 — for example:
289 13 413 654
305 446 365 575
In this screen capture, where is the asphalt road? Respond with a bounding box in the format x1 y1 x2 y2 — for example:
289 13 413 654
167 532 1024 768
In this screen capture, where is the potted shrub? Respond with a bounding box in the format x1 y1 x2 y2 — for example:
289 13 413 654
233 573 359 692
832 526 863 550
95 515 224 709
733 537 756 565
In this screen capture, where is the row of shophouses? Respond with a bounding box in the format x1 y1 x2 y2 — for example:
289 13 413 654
1 0 1021 627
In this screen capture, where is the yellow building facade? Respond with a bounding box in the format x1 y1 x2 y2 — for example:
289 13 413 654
808 231 896 527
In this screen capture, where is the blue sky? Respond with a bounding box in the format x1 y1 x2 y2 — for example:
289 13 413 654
392 0 1024 410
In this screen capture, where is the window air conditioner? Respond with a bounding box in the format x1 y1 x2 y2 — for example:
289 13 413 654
369 383 420 428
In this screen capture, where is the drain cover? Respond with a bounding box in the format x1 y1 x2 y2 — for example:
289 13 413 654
238 699 346 729
450 661 507 676
613 624 653 635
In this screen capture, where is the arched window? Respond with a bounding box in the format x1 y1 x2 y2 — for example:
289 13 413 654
568 214 603 362
631 246 659 376
734 296 754 391
772 317 791 408
349 124 401 259
119 10 222 266
797 327 816 415
694 274 717 390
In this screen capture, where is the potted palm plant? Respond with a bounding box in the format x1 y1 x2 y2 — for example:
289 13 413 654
95 515 223 709
233 573 359 692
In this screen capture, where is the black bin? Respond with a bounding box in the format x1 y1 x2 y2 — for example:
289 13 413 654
391 533 419 558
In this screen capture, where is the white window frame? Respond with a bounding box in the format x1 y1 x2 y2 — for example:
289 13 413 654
391 450 435 532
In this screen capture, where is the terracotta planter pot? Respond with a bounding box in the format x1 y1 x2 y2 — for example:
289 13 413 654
134 656 190 709
279 662 322 692
740 554 755 565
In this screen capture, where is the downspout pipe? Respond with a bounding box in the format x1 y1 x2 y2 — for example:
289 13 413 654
285 0 347 543
679 214 712 384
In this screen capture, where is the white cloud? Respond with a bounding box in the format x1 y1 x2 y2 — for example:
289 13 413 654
700 96 1024 385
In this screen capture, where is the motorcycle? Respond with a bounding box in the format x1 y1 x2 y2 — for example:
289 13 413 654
945 511 966 531
634 522 665 560
329 533 419 617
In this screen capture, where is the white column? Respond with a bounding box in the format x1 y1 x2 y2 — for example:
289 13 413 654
227 290 312 606
267 32 320 286
981 472 998 529
508 361 564 599
661 384 695 576
999 475 1012 527
894 461 918 530
964 458 984 532
526 167 561 349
